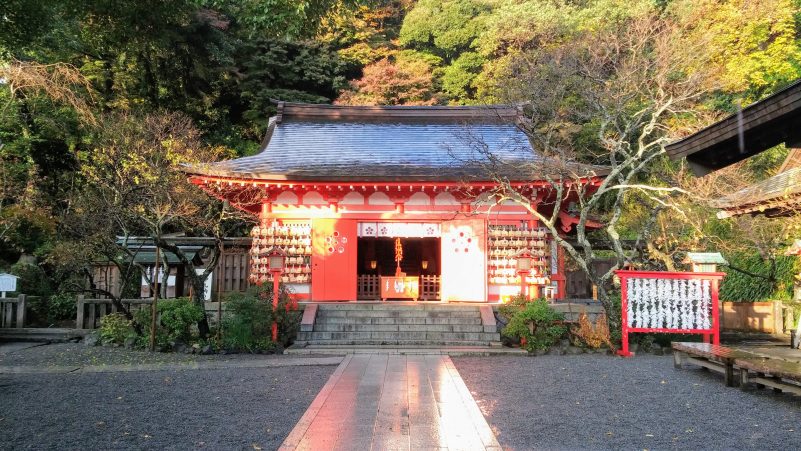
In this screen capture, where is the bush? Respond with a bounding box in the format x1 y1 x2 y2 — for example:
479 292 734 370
571 311 613 349
158 298 204 342
99 313 133 345
502 297 567 351
9 262 52 297
46 292 76 324
606 291 622 346
131 298 204 349
222 291 273 353
221 284 301 352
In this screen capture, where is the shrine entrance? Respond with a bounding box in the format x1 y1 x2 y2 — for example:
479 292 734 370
356 236 441 301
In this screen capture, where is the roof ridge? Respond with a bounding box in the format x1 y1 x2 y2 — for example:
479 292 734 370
270 101 522 121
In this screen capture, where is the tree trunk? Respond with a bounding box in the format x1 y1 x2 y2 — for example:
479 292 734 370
191 277 211 338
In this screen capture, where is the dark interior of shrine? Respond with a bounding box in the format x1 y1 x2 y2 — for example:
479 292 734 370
357 237 440 277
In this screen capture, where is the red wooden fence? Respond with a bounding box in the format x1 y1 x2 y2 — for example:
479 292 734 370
616 270 725 357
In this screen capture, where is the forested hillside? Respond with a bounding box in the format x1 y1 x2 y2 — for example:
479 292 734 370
1 0 801 317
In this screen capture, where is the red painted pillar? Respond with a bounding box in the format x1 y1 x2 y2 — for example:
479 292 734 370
618 274 631 356
271 270 281 342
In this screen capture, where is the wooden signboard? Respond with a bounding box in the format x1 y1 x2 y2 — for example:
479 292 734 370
380 276 419 301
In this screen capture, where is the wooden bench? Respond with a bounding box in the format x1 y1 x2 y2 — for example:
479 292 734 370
735 357 801 396
671 342 760 387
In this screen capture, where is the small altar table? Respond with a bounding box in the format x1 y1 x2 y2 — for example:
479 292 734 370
380 276 420 301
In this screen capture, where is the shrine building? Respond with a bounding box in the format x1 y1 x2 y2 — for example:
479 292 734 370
185 102 604 304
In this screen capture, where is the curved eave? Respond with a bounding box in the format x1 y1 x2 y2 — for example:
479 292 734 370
187 174 608 188
181 163 609 183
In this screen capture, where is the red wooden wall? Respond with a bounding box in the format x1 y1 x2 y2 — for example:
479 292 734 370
311 218 358 301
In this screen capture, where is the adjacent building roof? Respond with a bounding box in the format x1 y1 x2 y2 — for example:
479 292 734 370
184 102 605 183
666 79 801 176
713 166 801 218
683 252 728 265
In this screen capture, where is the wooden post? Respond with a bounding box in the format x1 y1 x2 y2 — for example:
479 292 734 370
4 300 12 327
773 301 783 335
149 246 161 352
76 295 85 329
711 278 721 345
88 302 96 329
15 294 26 328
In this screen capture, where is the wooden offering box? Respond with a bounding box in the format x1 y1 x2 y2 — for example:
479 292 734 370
380 276 420 301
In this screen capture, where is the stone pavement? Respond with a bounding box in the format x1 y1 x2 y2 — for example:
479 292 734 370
279 354 501 450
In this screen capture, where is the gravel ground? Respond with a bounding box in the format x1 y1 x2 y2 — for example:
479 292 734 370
0 364 335 450
0 342 291 368
452 354 801 450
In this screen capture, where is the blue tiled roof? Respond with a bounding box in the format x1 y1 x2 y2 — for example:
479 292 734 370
185 103 599 182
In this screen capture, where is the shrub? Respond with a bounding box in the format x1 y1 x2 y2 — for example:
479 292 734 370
222 291 273 353
502 298 566 351
133 305 170 349
606 291 622 346
99 313 133 345
221 284 301 352
46 292 76 324
571 311 613 350
9 262 52 297
158 298 204 342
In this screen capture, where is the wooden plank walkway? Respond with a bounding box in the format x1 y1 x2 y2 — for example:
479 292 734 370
672 341 801 395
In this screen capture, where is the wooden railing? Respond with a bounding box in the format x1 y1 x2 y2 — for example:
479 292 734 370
0 295 27 328
76 296 153 330
77 296 226 329
357 275 380 300
420 275 440 301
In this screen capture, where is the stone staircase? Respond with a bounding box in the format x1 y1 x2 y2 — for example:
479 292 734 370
293 303 501 347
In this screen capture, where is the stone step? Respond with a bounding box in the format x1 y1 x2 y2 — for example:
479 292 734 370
311 324 488 333
315 316 483 326
0 328 88 343
297 331 500 342
295 339 503 347
285 345 522 355
312 303 483 311
318 310 481 319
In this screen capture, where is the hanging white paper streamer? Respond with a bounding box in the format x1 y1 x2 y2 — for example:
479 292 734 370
626 276 714 331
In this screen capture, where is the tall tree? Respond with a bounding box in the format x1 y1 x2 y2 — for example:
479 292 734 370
468 8 717 331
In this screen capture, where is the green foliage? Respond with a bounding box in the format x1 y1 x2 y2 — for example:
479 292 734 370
158 298 205 342
45 292 76 324
745 144 790 179
239 39 351 137
130 298 205 348
607 291 622 346
133 306 169 349
99 312 133 345
501 297 567 351
9 263 52 297
440 52 485 101
720 254 799 301
221 285 300 352
399 0 490 59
